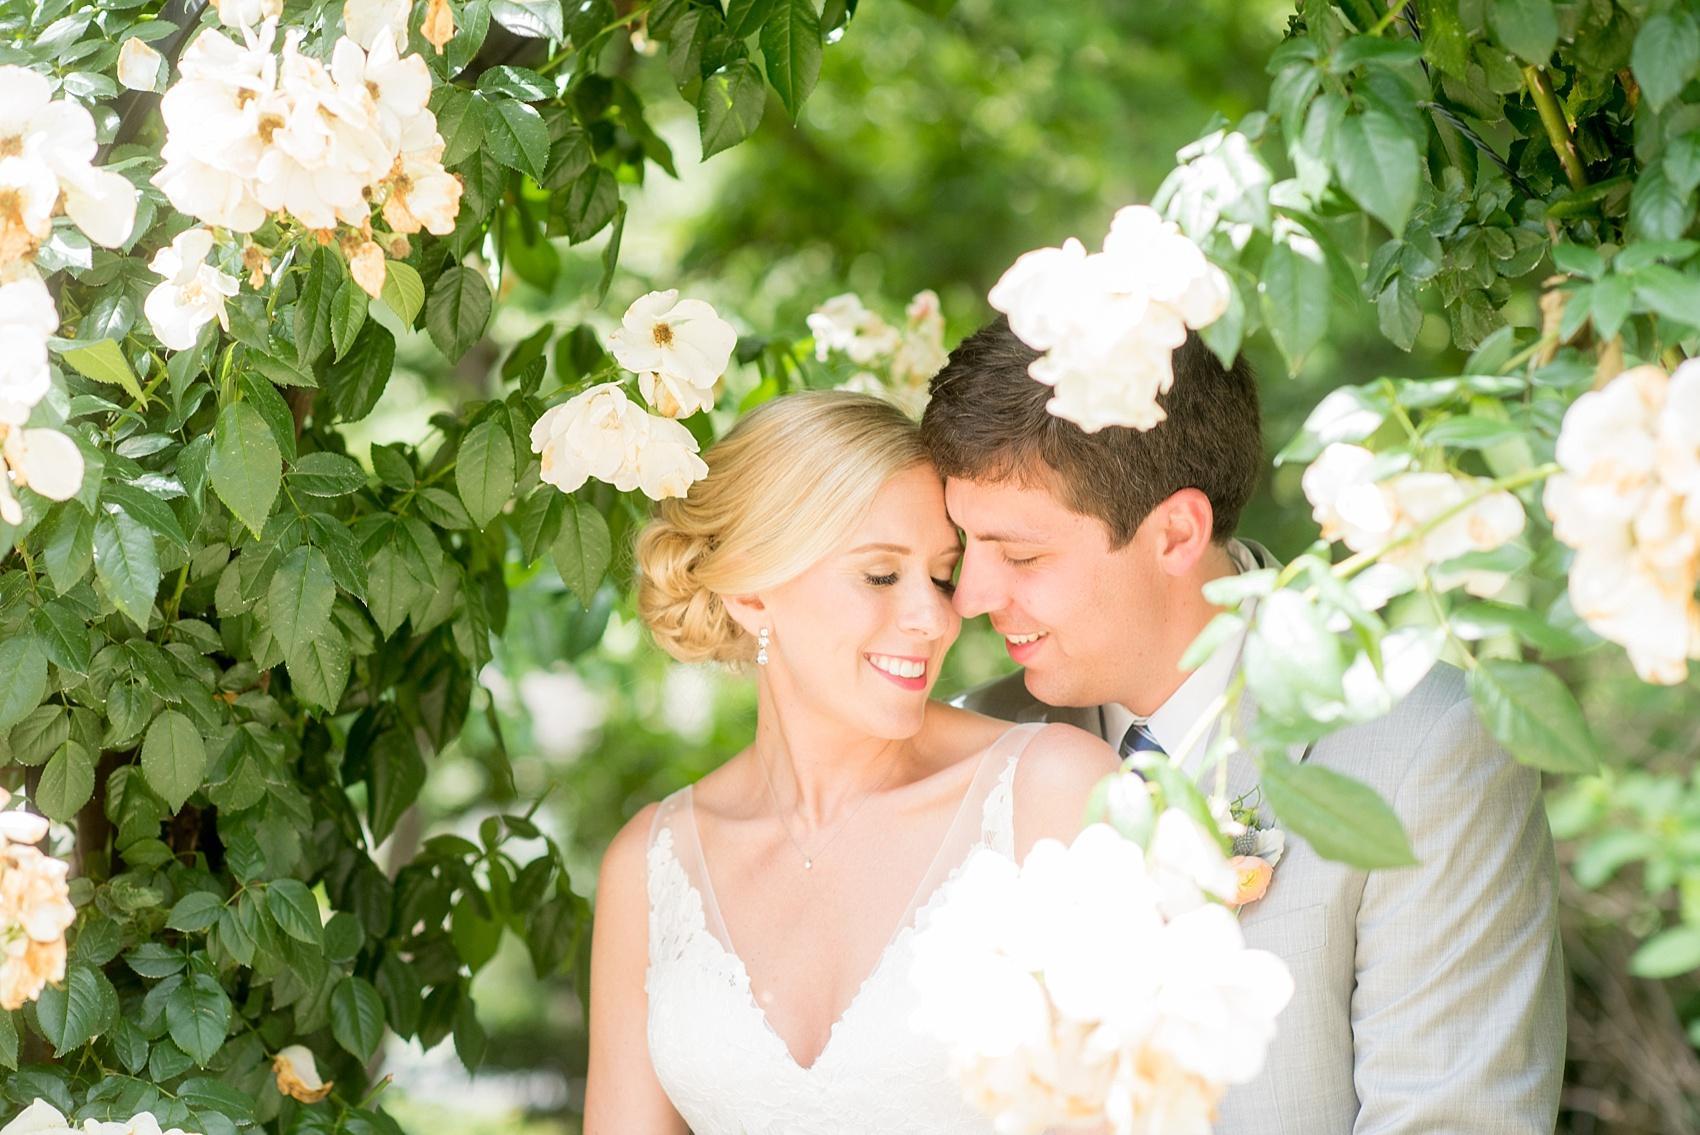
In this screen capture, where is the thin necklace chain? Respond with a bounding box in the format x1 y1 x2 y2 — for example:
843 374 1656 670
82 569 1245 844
756 748 899 871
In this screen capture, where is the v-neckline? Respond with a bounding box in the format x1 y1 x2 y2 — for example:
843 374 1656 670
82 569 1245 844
679 738 1006 1073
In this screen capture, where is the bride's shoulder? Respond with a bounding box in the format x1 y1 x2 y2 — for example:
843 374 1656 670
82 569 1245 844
1013 722 1119 791
598 800 665 901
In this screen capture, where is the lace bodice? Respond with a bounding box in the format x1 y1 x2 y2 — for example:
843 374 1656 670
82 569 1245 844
644 723 1040 1134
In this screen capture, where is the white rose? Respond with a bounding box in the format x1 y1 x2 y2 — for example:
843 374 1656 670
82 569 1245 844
343 0 411 51
633 416 709 501
145 228 240 351
988 236 1093 353
610 290 738 407
530 383 650 494
0 156 58 265
0 1098 74 1135
1655 358 1700 499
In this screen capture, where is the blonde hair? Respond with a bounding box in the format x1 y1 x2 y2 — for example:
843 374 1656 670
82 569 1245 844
636 391 933 664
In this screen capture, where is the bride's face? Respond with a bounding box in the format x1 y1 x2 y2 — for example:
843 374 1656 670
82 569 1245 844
755 463 962 738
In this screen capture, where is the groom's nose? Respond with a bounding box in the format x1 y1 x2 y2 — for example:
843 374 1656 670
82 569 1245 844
951 543 1002 619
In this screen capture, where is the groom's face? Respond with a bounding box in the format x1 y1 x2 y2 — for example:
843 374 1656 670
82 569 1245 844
946 473 1159 709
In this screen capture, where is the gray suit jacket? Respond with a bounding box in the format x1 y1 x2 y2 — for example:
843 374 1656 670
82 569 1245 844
959 591 1565 1133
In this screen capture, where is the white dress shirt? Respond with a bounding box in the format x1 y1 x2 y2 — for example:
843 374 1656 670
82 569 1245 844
1101 538 1256 774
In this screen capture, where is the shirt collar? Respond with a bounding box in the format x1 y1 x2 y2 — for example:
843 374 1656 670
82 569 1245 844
1103 538 1256 772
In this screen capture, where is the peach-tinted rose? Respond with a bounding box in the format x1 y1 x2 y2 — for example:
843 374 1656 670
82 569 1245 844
1228 856 1274 907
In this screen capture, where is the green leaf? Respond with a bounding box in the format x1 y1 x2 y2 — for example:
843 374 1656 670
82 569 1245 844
451 894 502 971
457 417 516 530
0 1007 16 1071
598 201 627 302
287 625 350 711
43 504 94 593
1487 0 1557 65
380 261 426 326
724 0 775 36
93 510 161 630
426 267 494 363
141 709 208 812
697 59 766 159
1259 231 1331 372
103 482 189 552
557 165 619 244
434 85 487 165
1629 161 1696 243
210 401 282 538
479 96 551 181
331 976 386 1062
366 545 419 637
1634 265 1700 327
1335 107 1420 234
37 741 94 821
1260 757 1417 868
1467 659 1601 774
330 276 369 362
1416 0 1469 77
1632 11 1700 112
293 247 339 366
551 498 612 606
760 0 821 120
491 0 563 39
0 637 46 733
1420 414 1525 449
32 602 90 677
1630 924 1700 979
166 973 230 1066
266 879 324 946
476 64 552 100
369 730 425 844
34 966 113 1056
327 321 397 423
289 452 367 497
267 545 336 660
60 338 146 403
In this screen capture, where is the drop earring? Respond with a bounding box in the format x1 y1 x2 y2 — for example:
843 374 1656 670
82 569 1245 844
756 627 770 666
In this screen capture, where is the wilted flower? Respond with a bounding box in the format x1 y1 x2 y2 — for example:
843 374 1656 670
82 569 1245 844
145 228 240 351
348 239 386 298
529 383 708 502
610 290 737 418
910 822 1292 1135
1546 360 1700 683
1302 443 1526 600
117 37 166 92
988 205 1230 433
274 1044 334 1103
421 0 455 53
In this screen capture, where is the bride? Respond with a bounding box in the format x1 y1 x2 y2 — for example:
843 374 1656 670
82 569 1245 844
585 391 1118 1133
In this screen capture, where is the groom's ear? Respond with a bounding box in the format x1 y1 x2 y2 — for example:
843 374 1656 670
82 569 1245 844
1149 488 1215 576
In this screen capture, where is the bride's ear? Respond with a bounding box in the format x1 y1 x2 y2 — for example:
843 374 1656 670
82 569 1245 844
721 593 766 638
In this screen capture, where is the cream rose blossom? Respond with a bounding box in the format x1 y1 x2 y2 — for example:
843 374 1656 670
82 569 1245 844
145 228 241 351
0 788 76 1012
1546 359 1700 683
529 383 708 502
988 205 1230 433
610 290 738 418
0 1100 202 1135
910 821 1293 1135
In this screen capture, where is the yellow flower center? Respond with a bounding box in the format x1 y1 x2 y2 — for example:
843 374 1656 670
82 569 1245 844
652 321 674 348
0 136 21 159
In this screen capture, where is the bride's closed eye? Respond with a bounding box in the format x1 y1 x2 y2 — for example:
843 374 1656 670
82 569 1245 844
863 572 957 595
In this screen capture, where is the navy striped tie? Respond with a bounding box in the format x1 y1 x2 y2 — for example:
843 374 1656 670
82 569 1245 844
1119 722 1166 761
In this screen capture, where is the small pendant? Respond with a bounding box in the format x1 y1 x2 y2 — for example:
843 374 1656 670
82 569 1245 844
804 858 813 870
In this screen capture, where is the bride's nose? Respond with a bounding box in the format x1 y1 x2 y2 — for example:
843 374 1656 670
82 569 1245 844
896 579 952 639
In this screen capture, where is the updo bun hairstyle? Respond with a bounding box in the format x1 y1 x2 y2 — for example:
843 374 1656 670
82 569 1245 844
635 391 932 666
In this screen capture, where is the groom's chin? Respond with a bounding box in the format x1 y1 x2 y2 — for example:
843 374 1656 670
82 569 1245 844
1019 664 1096 710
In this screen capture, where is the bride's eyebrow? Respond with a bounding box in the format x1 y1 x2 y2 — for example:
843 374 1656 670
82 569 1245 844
847 542 910 554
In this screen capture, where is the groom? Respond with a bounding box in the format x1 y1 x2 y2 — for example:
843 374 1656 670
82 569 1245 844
922 319 1565 1134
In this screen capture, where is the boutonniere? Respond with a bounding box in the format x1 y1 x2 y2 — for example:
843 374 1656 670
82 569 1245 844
1224 792 1284 911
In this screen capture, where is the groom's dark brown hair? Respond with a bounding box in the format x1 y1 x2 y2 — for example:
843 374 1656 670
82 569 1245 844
919 317 1262 547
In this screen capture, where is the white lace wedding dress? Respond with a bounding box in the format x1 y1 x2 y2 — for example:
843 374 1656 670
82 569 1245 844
644 722 1043 1134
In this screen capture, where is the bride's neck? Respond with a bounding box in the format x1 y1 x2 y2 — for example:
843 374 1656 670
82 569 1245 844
750 686 909 829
